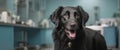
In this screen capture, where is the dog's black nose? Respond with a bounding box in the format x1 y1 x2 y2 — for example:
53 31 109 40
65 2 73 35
70 23 76 27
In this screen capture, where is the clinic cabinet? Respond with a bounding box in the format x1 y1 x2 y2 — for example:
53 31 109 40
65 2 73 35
0 23 43 50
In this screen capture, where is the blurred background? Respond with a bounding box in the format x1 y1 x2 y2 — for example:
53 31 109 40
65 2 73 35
0 0 120 50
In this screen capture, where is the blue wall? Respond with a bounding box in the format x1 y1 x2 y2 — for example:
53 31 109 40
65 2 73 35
6 0 118 25
7 0 16 14
0 26 14 50
45 0 118 25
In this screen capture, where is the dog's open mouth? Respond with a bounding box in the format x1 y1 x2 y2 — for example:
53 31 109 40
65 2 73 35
65 29 76 40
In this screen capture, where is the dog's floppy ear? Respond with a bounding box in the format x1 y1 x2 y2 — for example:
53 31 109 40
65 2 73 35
49 6 63 27
77 6 89 26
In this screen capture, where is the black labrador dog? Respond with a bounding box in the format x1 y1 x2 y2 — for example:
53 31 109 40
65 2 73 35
50 6 107 50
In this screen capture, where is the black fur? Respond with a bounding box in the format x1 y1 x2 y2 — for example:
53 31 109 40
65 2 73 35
50 6 107 50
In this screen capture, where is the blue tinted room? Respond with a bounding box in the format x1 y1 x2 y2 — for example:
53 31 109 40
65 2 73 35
0 0 120 50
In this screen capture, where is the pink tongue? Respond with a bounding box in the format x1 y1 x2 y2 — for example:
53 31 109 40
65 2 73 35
66 30 76 39
69 32 76 38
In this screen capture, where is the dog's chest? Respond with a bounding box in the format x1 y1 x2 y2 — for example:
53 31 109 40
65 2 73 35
65 41 87 50
63 37 93 50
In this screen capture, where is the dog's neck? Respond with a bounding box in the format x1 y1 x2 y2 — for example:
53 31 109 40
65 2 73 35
62 28 86 49
68 42 72 48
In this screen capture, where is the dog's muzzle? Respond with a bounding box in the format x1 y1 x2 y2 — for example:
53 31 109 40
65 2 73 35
65 19 78 40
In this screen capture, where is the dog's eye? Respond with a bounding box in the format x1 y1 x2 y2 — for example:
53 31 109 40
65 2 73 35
74 12 79 18
63 11 70 19
64 13 68 16
61 17 66 21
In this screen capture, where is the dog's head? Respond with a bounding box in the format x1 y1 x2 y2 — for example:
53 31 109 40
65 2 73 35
50 6 89 40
